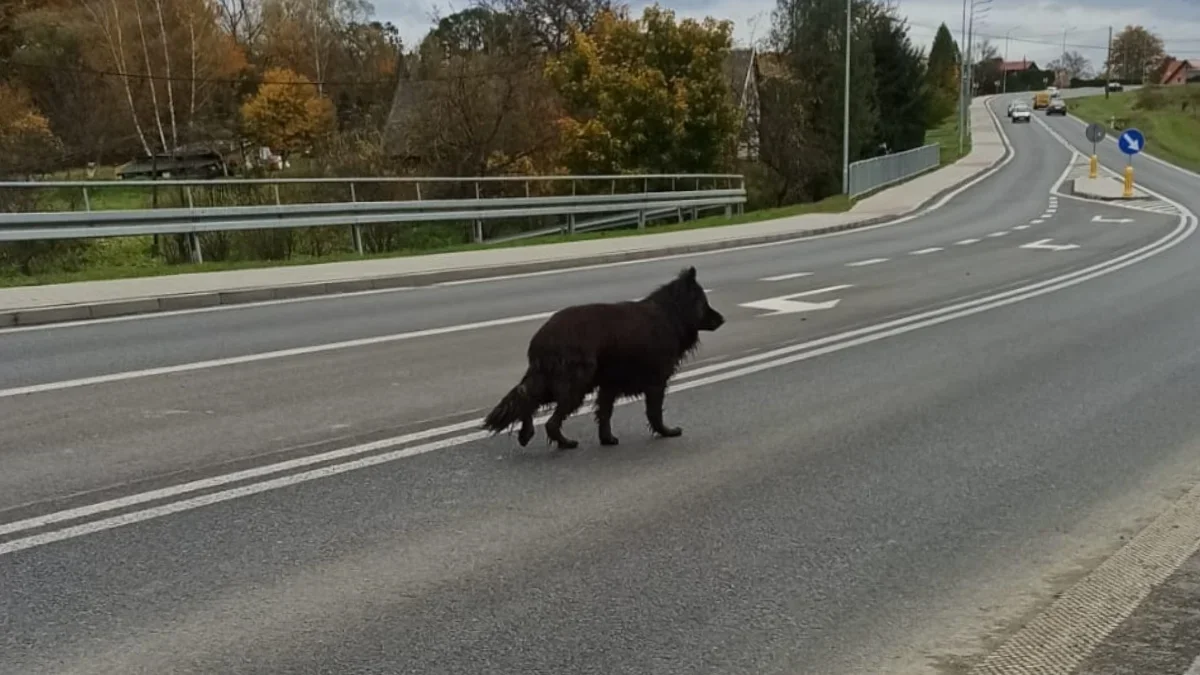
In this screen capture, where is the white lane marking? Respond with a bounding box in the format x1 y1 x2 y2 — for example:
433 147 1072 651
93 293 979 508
1 207 1192 557
1021 238 1080 252
1040 213 1054 218
1093 215 1135 223
956 238 981 245
988 231 1010 237
0 312 555 399
1014 225 1030 230
739 285 852 316
909 247 944 255
846 258 888 267
2 103 1020 335
760 272 814 282
1031 219 1045 224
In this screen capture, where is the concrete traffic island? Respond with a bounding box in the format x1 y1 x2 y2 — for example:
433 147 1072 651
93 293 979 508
1071 175 1150 201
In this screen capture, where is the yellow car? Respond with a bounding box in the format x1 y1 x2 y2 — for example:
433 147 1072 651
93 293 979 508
1032 91 1050 109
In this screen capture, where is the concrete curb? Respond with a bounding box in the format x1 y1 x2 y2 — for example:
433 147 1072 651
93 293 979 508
0 101 1009 329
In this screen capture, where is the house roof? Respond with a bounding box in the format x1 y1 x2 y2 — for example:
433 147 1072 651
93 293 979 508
1161 57 1198 83
999 60 1036 72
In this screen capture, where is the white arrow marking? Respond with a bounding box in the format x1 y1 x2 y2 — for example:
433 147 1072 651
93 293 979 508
1021 238 1080 252
1092 215 1135 223
760 271 813 282
739 285 852 317
1122 133 1142 151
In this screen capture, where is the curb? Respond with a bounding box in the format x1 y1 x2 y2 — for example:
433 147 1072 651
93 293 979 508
0 102 1008 329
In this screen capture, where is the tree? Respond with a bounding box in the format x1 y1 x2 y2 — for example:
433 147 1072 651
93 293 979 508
764 0 878 200
1046 50 1091 83
1108 25 1165 82
0 83 63 177
547 5 741 175
924 22 959 124
240 67 336 159
863 6 927 154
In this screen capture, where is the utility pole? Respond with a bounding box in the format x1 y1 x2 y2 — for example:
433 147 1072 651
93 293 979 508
1105 25 1113 98
842 0 852 195
958 0 967 157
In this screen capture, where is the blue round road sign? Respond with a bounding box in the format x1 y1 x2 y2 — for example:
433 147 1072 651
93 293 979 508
1117 128 1145 156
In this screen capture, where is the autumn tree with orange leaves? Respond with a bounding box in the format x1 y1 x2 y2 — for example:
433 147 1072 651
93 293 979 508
240 67 336 160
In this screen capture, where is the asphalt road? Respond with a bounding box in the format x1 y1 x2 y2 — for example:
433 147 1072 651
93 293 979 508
2 96 1200 675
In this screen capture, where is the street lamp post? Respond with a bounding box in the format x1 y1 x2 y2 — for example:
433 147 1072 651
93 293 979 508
842 0 852 195
1002 27 1018 93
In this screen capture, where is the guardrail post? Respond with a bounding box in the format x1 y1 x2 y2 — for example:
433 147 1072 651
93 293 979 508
473 181 484 243
82 187 91 212
673 177 682 223
349 182 364 255
568 180 576 235
692 177 700 221
189 232 203 264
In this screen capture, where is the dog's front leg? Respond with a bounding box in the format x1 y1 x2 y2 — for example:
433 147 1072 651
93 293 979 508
644 385 682 438
595 387 620 446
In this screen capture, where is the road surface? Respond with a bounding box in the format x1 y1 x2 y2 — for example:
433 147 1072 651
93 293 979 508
2 95 1199 674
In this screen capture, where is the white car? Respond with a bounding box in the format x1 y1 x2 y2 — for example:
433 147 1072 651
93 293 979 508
1010 103 1032 123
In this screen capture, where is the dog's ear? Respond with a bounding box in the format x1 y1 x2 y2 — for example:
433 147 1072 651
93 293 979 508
681 266 697 282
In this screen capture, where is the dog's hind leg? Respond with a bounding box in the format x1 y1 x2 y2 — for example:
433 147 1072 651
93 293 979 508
644 384 682 439
594 386 619 446
545 387 587 450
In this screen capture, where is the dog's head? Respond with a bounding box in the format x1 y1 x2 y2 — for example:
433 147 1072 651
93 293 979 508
679 266 725 332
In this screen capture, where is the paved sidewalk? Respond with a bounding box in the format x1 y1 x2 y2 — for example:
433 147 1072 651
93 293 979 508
0 97 1006 326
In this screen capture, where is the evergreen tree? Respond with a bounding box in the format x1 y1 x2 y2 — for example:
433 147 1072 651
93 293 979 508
924 22 959 124
865 7 928 153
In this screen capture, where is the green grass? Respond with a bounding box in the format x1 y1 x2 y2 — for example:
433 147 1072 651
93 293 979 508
0 194 853 288
1068 88 1200 173
926 114 972 166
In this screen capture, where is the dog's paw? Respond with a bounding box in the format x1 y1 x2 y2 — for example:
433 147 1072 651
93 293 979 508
655 426 683 438
555 439 580 450
599 434 620 446
518 428 535 446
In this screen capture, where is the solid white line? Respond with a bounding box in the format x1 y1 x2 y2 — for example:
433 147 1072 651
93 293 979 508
760 272 813 282
909 247 943 255
956 238 981 245
846 258 888 267
988 231 1009 237
2 207 1192 557
0 312 555 399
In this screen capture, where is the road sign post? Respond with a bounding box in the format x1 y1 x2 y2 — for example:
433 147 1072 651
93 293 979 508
1085 123 1106 180
1116 128 1145 199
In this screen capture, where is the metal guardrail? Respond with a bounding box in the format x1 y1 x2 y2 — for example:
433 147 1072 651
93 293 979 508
0 174 747 263
847 144 941 199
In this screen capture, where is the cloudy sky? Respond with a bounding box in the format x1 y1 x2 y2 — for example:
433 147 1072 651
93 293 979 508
373 0 1200 74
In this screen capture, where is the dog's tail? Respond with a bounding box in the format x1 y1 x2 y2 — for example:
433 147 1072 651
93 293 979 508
483 370 540 434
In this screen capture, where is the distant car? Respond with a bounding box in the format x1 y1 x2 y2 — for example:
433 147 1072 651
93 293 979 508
1046 98 1068 116
1010 103 1032 123
1107 81 1124 92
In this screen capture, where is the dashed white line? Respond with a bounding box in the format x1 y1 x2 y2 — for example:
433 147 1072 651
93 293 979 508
956 238 981 245
846 258 889 267
988 231 1010 238
760 272 814 282
1040 213 1053 218
909 247 944 255
1014 225 1030 230
1031 219 1045 224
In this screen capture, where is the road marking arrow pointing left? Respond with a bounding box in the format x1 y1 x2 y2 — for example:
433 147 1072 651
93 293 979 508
1092 215 1135 223
739 284 853 317
1021 238 1080 252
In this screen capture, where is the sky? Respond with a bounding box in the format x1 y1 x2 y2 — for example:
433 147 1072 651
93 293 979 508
373 0 1200 74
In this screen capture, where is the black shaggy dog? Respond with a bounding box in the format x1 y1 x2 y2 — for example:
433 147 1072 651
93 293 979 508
482 266 725 450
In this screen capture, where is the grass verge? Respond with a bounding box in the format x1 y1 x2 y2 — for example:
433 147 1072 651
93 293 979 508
926 114 972 166
0 195 853 288
1067 88 1200 173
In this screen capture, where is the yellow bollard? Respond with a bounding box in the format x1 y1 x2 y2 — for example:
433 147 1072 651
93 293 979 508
1089 155 1098 179
1123 165 1135 199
